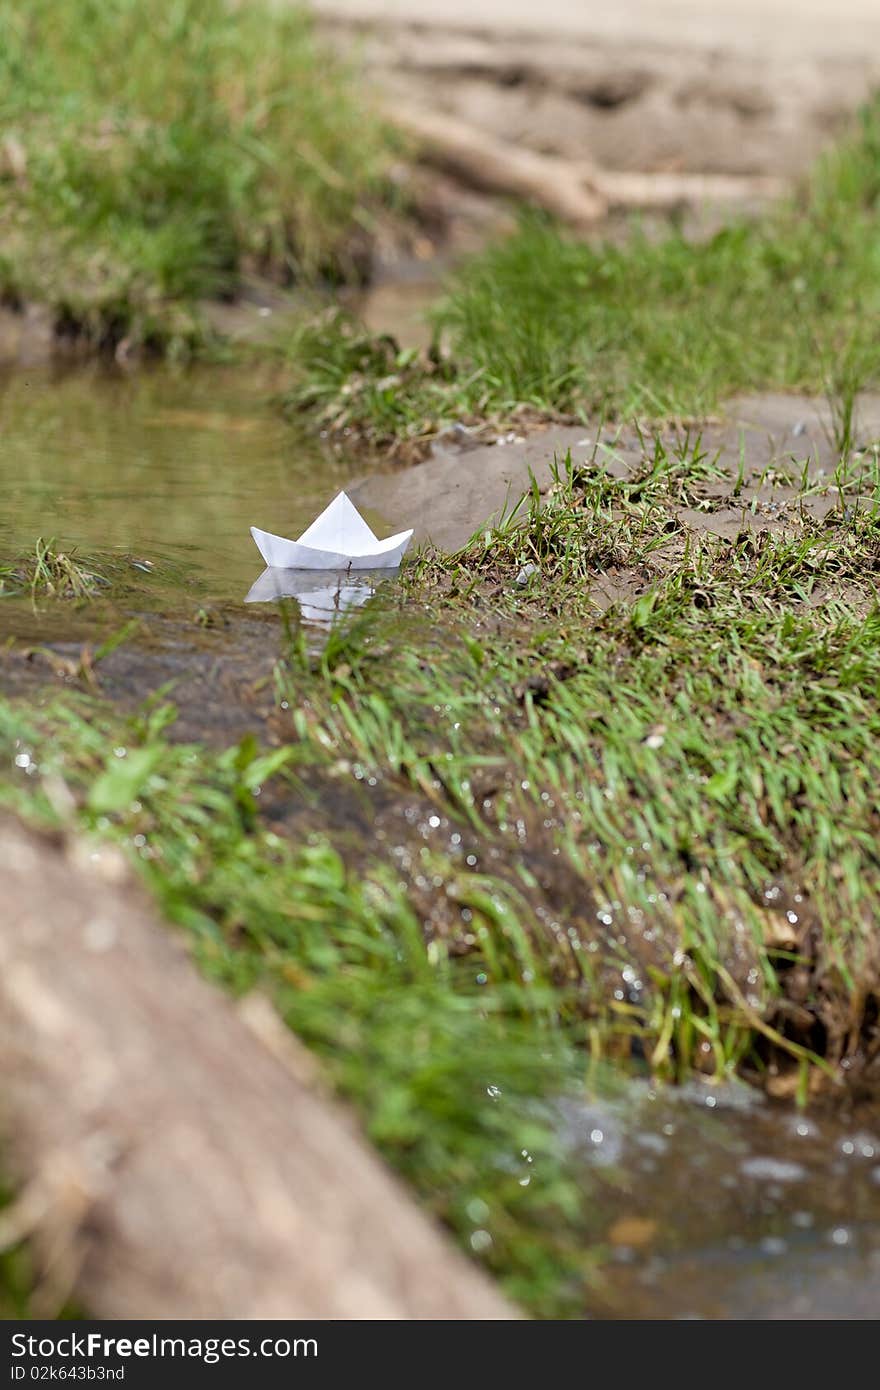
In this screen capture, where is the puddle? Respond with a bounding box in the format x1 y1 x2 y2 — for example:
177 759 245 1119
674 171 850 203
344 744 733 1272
0 363 409 738
563 1081 880 1319
0 363 370 606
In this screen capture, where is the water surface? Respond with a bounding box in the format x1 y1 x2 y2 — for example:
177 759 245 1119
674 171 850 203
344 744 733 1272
0 364 366 603
564 1081 880 1319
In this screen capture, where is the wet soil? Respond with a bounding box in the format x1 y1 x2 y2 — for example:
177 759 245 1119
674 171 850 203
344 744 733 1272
352 391 880 550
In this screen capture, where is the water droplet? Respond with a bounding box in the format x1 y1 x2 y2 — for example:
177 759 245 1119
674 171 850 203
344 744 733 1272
466 1197 489 1223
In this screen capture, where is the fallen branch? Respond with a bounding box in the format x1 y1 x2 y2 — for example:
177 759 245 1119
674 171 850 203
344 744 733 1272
394 103 784 225
0 815 515 1319
394 103 608 227
591 168 784 209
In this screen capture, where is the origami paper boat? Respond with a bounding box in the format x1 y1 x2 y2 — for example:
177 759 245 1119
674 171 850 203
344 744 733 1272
244 567 379 625
250 491 413 571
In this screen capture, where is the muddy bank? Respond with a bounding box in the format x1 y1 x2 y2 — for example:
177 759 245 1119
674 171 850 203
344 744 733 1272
0 284 347 370
351 392 880 550
6 803 878 1320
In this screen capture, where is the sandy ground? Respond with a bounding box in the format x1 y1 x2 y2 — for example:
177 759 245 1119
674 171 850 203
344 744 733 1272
315 0 880 179
315 1 880 58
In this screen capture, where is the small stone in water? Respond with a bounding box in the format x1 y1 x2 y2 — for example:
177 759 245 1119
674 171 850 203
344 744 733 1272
759 1236 788 1256
740 1156 806 1183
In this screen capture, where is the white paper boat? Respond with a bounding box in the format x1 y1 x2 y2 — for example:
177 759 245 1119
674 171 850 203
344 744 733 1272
244 566 381 625
250 491 413 571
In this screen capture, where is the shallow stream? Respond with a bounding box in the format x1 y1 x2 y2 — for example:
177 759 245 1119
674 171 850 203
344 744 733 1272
0 364 362 602
563 1080 880 1318
1 364 878 1319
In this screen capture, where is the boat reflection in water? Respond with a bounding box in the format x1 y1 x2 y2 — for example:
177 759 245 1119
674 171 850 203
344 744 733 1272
244 566 394 627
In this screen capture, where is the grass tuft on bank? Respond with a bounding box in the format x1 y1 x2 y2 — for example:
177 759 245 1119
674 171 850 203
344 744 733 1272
0 0 397 354
285 96 880 446
0 538 110 601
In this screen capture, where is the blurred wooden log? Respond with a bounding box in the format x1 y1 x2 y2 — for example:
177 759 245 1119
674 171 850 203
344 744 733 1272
395 103 608 227
0 814 515 1319
395 103 783 224
592 167 784 208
